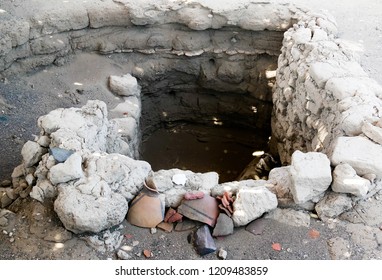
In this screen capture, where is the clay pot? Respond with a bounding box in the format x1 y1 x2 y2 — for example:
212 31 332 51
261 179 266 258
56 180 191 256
127 178 164 228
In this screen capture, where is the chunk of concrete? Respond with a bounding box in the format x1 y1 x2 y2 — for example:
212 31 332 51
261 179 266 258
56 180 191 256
231 185 277 227
289 151 332 204
362 121 382 145
21 141 47 167
109 74 141 97
331 163 370 197
315 192 353 219
265 208 310 227
48 153 84 185
330 136 382 177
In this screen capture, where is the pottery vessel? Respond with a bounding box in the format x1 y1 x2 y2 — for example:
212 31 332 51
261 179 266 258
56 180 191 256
127 178 164 228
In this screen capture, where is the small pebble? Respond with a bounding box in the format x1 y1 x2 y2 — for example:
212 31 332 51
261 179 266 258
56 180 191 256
218 248 227 260
3 230 8 235
9 232 13 237
132 240 139 246
10 237 15 243
286 248 292 253
150 228 157 234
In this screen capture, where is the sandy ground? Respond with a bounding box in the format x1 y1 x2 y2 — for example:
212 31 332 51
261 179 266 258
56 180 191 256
1 0 382 264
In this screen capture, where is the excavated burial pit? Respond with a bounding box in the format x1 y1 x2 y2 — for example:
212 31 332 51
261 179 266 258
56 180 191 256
136 52 279 183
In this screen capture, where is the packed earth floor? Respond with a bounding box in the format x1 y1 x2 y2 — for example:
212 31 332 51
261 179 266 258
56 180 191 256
1 0 382 261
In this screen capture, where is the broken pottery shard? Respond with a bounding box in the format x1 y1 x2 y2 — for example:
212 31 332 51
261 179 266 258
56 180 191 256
157 222 174 233
127 179 164 228
194 225 216 256
174 219 200 232
245 218 266 235
184 191 204 200
164 207 183 223
177 194 219 227
212 213 234 237
50 147 75 163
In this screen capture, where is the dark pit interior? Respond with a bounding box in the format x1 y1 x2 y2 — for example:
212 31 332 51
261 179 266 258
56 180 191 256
137 52 278 182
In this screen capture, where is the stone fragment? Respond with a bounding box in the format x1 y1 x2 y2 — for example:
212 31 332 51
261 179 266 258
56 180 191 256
0 192 13 208
30 179 57 202
289 151 332 204
331 163 370 197
0 217 7 227
292 27 312 45
109 73 141 97
330 136 382 177
218 248 228 260
362 121 382 145
110 96 141 120
21 141 47 167
11 164 24 178
212 213 234 237
177 195 219 227
265 208 310 227
49 147 75 163
153 169 218 208
194 225 216 256
174 220 200 232
231 185 277 227
315 192 353 220
54 183 128 234
267 166 294 207
0 180 11 187
117 249 132 260
245 218 266 235
48 153 84 185
311 28 328 41
36 135 50 147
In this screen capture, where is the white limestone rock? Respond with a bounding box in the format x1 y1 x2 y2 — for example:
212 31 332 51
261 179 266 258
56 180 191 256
110 96 141 120
265 208 310 227
292 27 312 45
267 166 294 207
331 163 370 197
48 153 84 185
330 136 382 177
211 179 269 197
231 185 277 227
21 141 47 167
54 183 128 234
362 121 382 145
315 192 353 219
289 151 332 204
53 152 151 233
109 74 141 97
30 179 57 202
152 169 219 208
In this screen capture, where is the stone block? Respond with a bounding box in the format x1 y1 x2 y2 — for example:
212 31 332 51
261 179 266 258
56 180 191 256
265 208 310 227
289 151 332 204
292 27 312 45
331 163 370 197
315 191 353 219
109 74 141 97
362 121 382 145
194 225 216 256
48 153 84 185
21 141 48 167
330 136 382 177
231 185 277 227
